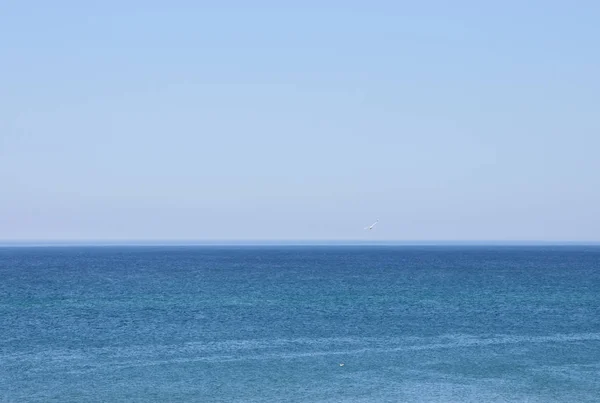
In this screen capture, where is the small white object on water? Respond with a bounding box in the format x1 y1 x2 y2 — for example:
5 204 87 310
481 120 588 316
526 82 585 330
339 363 344 366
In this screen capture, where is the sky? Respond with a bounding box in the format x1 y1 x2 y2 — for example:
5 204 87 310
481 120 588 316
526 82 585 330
1 1 599 242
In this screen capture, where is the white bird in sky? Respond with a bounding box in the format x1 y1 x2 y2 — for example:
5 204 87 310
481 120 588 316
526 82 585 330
364 219 379 230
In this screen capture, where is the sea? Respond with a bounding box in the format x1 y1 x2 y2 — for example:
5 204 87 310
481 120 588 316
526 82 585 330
1 245 599 402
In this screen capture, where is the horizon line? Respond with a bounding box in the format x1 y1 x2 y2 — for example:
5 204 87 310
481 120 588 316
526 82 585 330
1 239 600 247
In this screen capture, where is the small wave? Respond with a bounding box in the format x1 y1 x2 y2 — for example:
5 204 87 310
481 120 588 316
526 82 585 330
4 333 600 373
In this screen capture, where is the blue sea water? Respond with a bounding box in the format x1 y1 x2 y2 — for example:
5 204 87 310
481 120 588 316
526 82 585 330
1 245 599 402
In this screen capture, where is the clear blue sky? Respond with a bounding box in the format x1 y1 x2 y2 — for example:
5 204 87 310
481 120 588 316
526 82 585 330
1 1 599 242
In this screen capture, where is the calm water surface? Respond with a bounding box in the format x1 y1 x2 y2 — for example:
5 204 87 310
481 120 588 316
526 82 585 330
1 246 599 402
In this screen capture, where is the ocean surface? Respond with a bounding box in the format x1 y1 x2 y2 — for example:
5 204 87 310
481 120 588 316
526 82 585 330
1 245 599 402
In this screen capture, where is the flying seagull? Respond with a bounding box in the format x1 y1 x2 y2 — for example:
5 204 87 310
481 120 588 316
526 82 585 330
364 219 379 230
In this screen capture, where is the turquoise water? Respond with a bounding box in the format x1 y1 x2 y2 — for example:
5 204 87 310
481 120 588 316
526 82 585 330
1 246 599 402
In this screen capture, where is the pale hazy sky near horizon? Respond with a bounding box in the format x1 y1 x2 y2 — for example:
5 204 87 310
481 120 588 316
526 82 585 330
1 1 599 241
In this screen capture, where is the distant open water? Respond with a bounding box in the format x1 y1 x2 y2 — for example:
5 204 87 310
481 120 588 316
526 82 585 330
1 246 599 402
